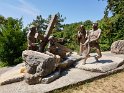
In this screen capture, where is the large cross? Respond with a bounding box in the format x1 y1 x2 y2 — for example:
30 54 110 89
39 14 58 52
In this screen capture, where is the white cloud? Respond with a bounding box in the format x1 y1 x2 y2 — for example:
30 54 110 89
6 0 40 17
18 0 40 16
0 0 41 26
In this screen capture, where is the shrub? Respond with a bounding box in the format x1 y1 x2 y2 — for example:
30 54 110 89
0 17 26 65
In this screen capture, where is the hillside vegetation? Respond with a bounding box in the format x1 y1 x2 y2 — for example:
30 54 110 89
0 0 124 66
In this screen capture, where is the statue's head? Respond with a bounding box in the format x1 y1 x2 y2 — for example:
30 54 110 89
80 25 84 29
93 23 98 30
78 25 85 31
29 25 36 33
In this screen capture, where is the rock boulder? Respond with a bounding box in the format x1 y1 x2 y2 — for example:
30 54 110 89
111 40 124 54
22 50 56 84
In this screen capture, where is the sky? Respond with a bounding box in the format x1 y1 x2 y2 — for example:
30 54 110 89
0 0 107 27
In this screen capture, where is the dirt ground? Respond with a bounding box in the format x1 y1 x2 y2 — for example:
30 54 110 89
53 71 124 93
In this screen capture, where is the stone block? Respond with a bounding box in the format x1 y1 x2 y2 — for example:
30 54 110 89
59 53 82 69
22 50 56 77
41 70 60 84
75 55 124 72
24 73 42 85
111 40 124 54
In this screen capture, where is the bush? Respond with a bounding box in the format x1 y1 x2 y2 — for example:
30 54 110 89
0 17 26 66
100 44 110 51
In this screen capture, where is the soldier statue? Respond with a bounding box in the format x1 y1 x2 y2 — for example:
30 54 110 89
27 25 44 51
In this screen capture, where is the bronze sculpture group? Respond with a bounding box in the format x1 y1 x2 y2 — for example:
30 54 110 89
27 14 102 65
19 14 103 85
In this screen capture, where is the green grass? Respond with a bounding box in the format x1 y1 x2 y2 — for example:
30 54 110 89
0 61 8 68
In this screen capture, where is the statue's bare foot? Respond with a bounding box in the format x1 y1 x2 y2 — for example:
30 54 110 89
88 54 90 57
94 55 100 62
79 53 82 56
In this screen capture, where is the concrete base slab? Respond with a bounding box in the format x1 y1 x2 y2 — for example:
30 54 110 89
59 52 82 69
0 63 25 85
0 52 124 93
75 55 124 72
1 64 124 93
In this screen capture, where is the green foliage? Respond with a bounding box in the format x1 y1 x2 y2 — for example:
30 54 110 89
30 15 47 33
105 0 124 15
53 21 93 52
100 44 110 51
83 20 93 30
98 0 124 51
62 23 80 51
0 0 124 67
0 16 26 65
47 12 66 32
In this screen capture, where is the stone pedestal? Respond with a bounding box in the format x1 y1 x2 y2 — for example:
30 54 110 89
0 63 25 85
41 70 60 84
75 55 124 72
22 50 56 85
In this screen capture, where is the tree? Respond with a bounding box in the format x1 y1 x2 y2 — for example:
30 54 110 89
104 0 124 41
59 22 82 51
98 0 124 51
0 17 26 65
104 0 124 16
29 15 47 33
47 12 66 32
0 15 7 36
0 15 6 24
83 20 93 30
29 13 66 35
